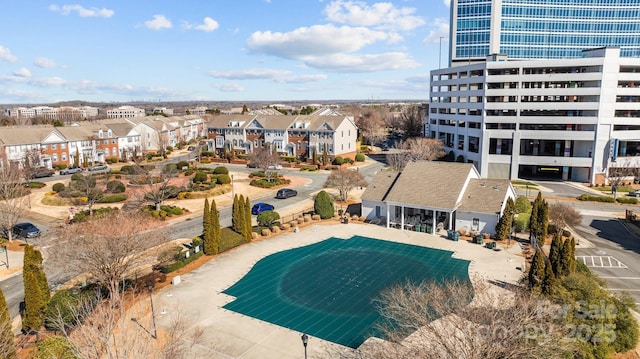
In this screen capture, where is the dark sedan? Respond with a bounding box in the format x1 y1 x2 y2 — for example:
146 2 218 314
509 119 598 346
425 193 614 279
12 222 41 238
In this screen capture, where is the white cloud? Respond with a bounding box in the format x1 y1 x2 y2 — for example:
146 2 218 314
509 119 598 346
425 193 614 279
13 68 31 77
303 52 420 72
209 68 327 84
278 74 328 83
324 0 425 31
209 68 291 80
144 15 173 30
34 57 59 68
444 0 451 8
215 83 244 92
49 4 114 18
423 18 449 44
248 24 390 59
0 46 17 63
189 17 219 32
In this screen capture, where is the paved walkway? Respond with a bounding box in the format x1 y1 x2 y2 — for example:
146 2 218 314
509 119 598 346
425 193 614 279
150 223 524 358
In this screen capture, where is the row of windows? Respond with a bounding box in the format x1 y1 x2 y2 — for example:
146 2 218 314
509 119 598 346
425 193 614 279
457 3 492 16
501 34 640 49
456 32 491 44
502 6 640 19
457 18 491 30
502 20 640 35
504 0 640 5
455 45 491 58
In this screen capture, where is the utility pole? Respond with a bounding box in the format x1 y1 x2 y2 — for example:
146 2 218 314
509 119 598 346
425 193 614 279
439 36 445 69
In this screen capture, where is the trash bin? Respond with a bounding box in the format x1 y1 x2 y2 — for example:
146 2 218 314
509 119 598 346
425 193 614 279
452 232 460 241
447 230 453 240
475 235 483 245
486 242 496 249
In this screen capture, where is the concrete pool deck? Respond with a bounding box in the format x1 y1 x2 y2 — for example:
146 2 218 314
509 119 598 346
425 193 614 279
150 223 525 358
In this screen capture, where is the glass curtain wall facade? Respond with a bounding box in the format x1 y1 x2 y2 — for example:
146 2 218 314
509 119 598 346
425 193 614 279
451 0 640 64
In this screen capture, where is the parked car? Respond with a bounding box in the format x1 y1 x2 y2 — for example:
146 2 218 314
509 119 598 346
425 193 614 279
630 189 640 197
32 167 55 178
60 167 83 175
12 222 41 238
275 188 298 199
252 202 275 215
247 162 260 168
187 146 196 151
88 164 108 172
267 164 283 170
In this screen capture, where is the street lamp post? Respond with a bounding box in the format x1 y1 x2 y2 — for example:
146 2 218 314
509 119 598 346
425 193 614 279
301 333 308 359
147 282 157 339
1 245 7 269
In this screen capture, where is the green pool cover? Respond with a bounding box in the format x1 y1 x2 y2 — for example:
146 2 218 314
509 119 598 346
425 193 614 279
222 235 471 348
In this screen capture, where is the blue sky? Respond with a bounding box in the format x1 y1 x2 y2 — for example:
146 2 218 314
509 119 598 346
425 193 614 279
0 0 450 104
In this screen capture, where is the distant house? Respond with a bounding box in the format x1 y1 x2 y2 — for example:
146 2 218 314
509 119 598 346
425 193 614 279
362 161 516 236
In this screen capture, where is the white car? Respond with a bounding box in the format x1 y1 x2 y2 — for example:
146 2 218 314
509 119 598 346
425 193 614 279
629 189 640 197
267 164 283 170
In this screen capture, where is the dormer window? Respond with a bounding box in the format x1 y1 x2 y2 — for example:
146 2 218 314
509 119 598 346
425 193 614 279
98 130 103 138
107 130 113 138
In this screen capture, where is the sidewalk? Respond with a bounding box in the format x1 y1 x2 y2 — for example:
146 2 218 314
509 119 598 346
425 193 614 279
0 243 24 281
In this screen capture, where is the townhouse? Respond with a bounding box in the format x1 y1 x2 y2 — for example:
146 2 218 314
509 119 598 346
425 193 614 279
204 113 358 161
0 115 205 169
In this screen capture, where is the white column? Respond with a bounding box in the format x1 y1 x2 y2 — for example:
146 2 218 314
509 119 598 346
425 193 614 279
401 206 405 230
386 205 390 228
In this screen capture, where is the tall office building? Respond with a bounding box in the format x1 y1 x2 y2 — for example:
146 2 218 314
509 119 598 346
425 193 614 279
450 0 640 65
428 1 640 184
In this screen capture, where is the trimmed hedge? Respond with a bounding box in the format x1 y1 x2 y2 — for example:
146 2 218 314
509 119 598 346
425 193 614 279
193 172 208 183
577 194 615 203
160 250 203 273
52 183 66 193
617 197 638 204
216 174 231 184
213 166 229 175
106 180 125 193
220 227 245 253
27 182 46 189
355 153 365 162
98 193 128 203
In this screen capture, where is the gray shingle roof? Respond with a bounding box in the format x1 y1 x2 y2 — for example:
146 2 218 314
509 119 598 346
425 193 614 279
361 170 400 202
458 178 513 214
385 161 476 210
0 126 55 145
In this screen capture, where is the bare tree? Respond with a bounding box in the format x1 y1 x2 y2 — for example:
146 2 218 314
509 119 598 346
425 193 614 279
22 148 43 181
355 110 387 146
339 279 573 359
49 212 166 298
249 144 281 182
325 168 368 201
0 158 28 241
71 174 104 216
548 203 582 235
47 289 210 359
386 138 445 172
607 166 634 187
143 166 184 211
399 106 424 138
403 137 446 162
131 145 146 167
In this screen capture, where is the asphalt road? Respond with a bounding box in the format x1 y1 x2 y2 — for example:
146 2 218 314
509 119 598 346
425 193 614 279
0 274 23 318
574 215 640 305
